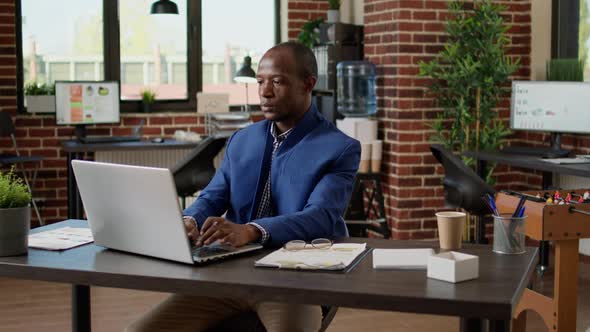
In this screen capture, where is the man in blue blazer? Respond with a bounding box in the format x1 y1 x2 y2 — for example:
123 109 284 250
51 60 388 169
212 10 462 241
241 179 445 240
127 42 360 332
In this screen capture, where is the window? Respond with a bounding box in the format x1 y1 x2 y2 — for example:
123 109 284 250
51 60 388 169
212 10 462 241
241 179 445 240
17 0 279 112
202 0 276 106
20 1 104 86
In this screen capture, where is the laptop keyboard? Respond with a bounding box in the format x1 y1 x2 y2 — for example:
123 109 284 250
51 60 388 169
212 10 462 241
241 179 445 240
192 244 234 259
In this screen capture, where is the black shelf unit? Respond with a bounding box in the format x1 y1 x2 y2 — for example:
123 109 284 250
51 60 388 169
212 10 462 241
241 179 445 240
312 23 364 123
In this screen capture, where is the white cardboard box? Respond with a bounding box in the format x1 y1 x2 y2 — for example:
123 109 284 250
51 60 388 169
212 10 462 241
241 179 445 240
336 118 377 142
427 251 479 283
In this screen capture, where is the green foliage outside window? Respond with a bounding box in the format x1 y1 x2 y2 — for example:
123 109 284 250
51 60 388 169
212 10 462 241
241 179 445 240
418 0 519 184
24 82 55 96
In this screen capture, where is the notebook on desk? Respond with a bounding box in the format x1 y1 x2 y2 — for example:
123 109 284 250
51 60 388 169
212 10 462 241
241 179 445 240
255 243 369 272
71 160 262 264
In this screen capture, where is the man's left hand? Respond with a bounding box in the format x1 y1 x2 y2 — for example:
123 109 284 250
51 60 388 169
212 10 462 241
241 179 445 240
197 217 261 247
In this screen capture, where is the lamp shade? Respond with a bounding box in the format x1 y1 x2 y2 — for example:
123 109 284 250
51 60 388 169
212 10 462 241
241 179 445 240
234 56 257 83
150 0 179 14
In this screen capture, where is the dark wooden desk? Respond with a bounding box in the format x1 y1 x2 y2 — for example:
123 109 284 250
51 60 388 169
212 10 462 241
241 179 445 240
465 150 590 188
466 150 590 271
62 140 200 219
0 220 538 332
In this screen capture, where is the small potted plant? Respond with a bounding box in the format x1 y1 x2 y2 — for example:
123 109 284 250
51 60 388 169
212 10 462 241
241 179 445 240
0 167 32 256
297 18 324 49
140 89 156 113
24 82 55 113
327 0 341 23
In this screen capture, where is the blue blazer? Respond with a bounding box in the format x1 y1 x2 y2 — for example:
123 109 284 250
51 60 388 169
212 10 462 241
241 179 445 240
183 105 361 247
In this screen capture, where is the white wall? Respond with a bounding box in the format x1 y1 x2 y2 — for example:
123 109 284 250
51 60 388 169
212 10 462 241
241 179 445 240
531 0 552 80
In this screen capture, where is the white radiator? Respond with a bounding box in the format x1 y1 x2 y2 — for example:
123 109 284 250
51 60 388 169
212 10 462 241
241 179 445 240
95 150 192 168
555 174 590 255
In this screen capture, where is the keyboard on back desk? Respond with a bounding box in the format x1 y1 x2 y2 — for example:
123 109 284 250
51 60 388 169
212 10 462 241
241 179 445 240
79 136 141 144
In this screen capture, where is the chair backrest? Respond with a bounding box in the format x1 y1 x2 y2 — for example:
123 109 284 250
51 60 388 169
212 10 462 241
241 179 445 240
430 144 495 215
0 111 16 137
171 135 229 197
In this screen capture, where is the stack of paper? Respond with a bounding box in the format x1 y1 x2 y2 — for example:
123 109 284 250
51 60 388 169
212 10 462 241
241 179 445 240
372 248 435 269
28 227 94 251
255 243 367 271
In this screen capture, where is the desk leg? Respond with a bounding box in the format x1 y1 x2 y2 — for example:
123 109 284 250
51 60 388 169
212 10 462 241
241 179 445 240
72 284 91 332
67 152 84 219
488 319 509 332
459 318 483 332
537 172 553 274
538 241 550 275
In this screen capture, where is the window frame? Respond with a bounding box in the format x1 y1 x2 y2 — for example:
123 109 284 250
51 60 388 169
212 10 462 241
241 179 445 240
552 0 580 58
16 0 280 113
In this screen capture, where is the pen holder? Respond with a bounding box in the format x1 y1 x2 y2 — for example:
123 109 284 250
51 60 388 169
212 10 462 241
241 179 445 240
492 214 526 255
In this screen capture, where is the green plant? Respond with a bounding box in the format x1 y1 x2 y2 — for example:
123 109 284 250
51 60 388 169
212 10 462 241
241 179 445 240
0 167 31 209
418 0 519 183
24 82 55 96
547 58 585 81
140 89 157 104
297 18 324 49
328 0 340 10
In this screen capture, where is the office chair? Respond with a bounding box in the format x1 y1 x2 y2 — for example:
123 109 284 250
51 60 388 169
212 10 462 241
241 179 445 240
171 135 229 209
0 111 44 225
430 144 495 214
430 144 495 241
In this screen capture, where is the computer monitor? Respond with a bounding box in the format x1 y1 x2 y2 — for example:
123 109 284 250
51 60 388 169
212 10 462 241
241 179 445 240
510 80 590 157
55 81 120 140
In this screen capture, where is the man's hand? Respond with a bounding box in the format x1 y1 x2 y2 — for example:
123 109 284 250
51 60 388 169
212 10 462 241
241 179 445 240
183 216 199 244
198 217 261 247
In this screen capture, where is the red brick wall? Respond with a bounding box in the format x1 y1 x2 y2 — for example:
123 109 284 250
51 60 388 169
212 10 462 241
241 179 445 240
0 0 207 226
287 0 329 40
364 0 534 240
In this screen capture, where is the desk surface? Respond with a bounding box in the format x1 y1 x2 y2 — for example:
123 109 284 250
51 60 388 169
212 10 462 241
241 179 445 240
0 220 538 321
466 150 590 177
61 139 200 152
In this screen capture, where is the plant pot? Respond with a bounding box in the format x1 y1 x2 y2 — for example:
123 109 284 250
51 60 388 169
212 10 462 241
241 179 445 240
25 95 56 113
0 206 30 256
142 102 152 113
326 9 340 23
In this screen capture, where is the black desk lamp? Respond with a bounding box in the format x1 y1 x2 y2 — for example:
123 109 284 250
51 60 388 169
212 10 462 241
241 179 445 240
150 0 179 14
234 56 257 112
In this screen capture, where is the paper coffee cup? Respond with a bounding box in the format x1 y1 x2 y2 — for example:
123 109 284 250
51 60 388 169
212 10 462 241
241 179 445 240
360 142 372 173
435 211 466 250
371 140 382 172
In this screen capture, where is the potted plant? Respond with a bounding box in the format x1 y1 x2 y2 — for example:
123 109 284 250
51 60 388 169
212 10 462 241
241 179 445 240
0 167 32 256
418 0 519 184
297 18 324 49
140 89 156 113
327 0 341 23
24 82 55 113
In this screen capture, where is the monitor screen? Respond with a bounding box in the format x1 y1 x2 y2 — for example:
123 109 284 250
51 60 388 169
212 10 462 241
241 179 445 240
511 80 590 134
55 81 120 126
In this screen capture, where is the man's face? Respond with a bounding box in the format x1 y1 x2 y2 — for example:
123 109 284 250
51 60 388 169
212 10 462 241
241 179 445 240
256 49 309 122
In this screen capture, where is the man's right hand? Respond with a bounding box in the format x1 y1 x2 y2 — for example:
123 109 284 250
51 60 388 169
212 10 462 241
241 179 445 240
183 216 199 244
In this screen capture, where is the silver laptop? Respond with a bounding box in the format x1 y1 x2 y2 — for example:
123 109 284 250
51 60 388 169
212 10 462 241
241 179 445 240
71 160 262 264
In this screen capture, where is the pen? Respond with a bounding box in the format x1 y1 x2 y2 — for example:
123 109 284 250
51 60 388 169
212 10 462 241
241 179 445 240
513 197 526 218
486 194 500 216
518 206 525 218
